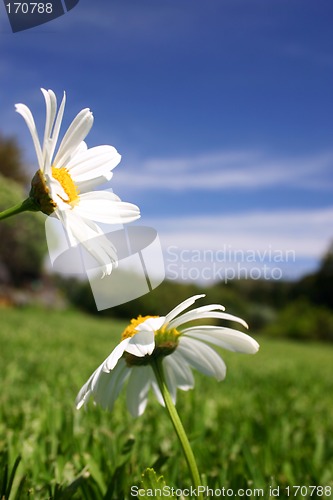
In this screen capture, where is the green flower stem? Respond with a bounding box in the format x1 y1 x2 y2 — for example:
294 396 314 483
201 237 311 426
152 358 203 500
0 198 39 221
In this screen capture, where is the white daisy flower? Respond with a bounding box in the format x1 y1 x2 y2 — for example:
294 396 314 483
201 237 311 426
15 88 140 276
76 294 259 417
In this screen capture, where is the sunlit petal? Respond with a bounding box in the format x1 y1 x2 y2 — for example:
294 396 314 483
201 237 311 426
125 330 155 357
104 338 130 371
67 145 121 182
15 103 43 169
164 294 206 326
170 309 248 330
53 108 93 167
73 192 140 224
181 326 259 353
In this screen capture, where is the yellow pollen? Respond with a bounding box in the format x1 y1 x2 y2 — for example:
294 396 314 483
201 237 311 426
121 315 181 344
122 317 181 367
121 316 157 340
51 167 79 205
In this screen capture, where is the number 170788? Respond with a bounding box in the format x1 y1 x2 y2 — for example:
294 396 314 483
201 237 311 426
6 3 53 14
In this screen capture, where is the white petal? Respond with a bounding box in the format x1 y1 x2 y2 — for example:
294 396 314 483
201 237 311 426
75 141 88 155
57 211 118 276
15 103 43 169
67 145 121 182
160 359 177 404
54 108 93 168
126 366 152 417
78 190 121 203
181 326 259 354
74 192 140 224
75 363 104 409
103 338 130 371
45 172 70 205
41 88 57 164
188 304 226 313
177 337 226 381
75 173 114 193
151 377 165 407
90 362 106 392
125 330 155 357
164 351 195 391
135 316 165 333
94 359 130 411
75 357 129 411
164 294 206 326
49 91 66 161
171 310 249 330
168 304 225 329
55 210 79 246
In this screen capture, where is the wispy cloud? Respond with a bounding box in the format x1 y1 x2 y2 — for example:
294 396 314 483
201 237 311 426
131 206 333 282
146 206 333 258
116 149 333 192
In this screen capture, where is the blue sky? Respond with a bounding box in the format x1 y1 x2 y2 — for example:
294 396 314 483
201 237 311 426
1 0 332 283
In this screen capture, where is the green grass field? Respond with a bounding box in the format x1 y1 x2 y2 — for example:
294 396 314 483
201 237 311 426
1 307 332 499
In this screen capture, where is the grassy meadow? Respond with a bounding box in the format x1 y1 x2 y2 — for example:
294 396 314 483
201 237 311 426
0 306 333 499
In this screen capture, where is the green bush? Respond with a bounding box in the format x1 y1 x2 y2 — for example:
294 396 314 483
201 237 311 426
56 276 202 318
0 134 28 185
0 173 46 284
262 299 333 342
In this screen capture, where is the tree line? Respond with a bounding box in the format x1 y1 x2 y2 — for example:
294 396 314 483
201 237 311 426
1 133 332 341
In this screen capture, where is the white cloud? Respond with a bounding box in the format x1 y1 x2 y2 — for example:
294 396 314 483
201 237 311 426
149 207 332 256
116 149 333 192
138 206 333 282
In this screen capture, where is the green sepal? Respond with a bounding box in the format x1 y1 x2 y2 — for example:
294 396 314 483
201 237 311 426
29 170 55 215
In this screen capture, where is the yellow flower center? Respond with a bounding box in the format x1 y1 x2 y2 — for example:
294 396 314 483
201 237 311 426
51 167 80 205
121 316 156 340
121 315 181 367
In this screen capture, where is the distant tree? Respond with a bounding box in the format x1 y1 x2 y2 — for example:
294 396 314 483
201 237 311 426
0 173 46 285
211 278 292 310
314 242 333 308
319 241 333 275
55 275 202 318
262 299 333 342
109 279 201 318
292 242 333 309
0 134 29 185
